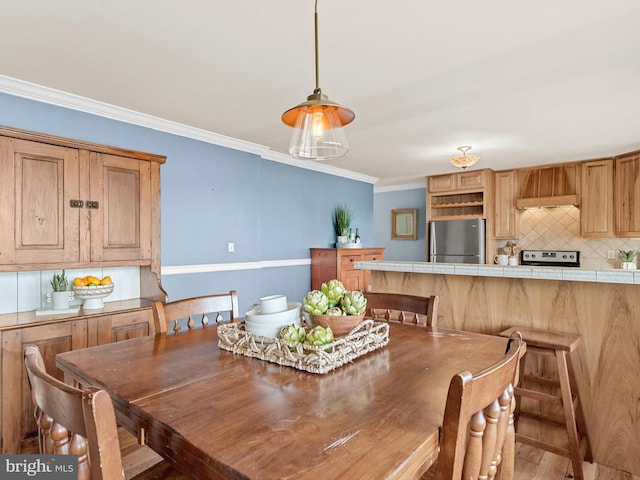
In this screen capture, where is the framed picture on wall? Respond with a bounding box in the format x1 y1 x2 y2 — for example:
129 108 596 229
391 209 418 240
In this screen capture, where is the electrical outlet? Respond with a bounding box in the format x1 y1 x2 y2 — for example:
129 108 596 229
607 250 616 259
227 242 235 253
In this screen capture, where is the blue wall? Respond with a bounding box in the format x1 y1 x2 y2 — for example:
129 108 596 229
0 92 374 312
373 187 427 261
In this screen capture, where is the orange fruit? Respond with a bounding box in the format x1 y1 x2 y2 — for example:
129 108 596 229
100 276 113 285
86 275 101 286
74 277 89 287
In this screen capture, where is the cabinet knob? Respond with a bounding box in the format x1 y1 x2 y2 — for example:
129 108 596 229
69 199 84 208
86 201 100 209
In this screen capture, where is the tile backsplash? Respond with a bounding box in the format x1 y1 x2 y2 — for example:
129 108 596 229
496 206 639 270
0 266 141 314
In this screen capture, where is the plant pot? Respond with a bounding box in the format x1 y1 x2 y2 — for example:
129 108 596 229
47 291 74 310
311 313 365 337
336 235 348 245
622 261 636 270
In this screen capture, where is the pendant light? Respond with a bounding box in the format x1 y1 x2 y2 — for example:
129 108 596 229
281 0 355 160
450 146 480 170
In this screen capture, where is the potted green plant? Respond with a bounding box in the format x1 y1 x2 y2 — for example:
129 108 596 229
333 205 353 245
49 270 71 310
619 250 637 270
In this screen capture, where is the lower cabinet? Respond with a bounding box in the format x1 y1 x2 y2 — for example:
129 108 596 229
0 306 153 453
310 248 385 292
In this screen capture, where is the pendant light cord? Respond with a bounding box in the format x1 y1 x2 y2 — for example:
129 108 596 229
314 0 321 94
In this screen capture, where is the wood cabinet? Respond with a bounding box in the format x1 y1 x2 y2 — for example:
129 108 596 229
494 170 519 239
0 302 154 453
0 127 163 275
427 169 494 221
428 169 488 193
310 248 384 292
615 152 640 237
581 159 614 237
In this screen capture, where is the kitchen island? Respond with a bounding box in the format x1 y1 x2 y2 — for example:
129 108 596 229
356 260 640 476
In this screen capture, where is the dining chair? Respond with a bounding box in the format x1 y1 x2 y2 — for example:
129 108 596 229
152 290 239 334
23 344 190 480
363 292 439 327
422 331 524 480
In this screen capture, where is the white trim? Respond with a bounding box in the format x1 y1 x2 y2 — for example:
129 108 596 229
161 258 311 276
374 182 426 193
0 75 379 185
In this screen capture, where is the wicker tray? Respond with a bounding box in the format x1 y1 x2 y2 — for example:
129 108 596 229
217 319 389 374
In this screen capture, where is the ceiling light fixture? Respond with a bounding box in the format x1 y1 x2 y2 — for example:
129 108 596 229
450 146 480 170
281 0 355 161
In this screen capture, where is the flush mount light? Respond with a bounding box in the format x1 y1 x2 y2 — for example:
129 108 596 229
450 146 480 170
281 0 355 161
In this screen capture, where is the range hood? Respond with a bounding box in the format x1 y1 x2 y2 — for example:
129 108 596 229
516 164 579 208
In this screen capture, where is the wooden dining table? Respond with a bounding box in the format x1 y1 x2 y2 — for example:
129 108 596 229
56 322 508 480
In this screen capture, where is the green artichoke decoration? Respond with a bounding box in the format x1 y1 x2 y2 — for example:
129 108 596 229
303 290 329 315
321 279 347 307
340 290 367 315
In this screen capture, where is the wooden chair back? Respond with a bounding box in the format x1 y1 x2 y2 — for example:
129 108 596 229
364 292 439 327
24 344 124 480
429 331 524 480
152 290 239 334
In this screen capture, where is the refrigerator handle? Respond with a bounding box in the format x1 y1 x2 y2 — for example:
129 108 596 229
429 221 436 261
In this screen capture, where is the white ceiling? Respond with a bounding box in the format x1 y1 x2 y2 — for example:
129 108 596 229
2 1 639 188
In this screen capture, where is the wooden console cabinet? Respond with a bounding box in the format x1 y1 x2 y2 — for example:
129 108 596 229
310 248 384 292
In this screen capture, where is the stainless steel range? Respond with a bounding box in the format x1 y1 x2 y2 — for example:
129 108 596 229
520 249 580 267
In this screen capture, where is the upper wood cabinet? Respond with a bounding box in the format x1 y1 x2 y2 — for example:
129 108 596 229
0 138 81 265
615 152 640 237
427 169 494 221
494 170 519 239
428 169 490 193
0 127 164 274
581 159 614 237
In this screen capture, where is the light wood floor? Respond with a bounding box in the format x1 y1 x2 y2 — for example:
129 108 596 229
26 428 640 480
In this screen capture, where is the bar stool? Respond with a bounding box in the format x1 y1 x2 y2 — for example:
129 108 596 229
499 326 592 480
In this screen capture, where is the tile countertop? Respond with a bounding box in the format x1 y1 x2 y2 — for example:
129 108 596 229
354 260 640 285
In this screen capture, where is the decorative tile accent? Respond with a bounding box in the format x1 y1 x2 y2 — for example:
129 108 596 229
563 269 597 282
413 263 434 273
596 270 634 284
531 268 563 280
477 266 505 277
454 265 479 276
502 267 532 279
511 206 639 270
433 264 455 275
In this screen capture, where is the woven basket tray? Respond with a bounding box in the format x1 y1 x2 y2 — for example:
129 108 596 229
217 319 389 374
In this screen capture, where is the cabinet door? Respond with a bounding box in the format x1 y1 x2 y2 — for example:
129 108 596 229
1 320 87 453
0 138 80 265
581 159 614 237
457 170 486 190
615 154 640 237
428 174 455 193
96 310 153 345
89 153 152 262
494 170 519 239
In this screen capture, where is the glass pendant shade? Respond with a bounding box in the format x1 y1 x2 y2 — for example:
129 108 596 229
450 146 480 169
282 92 355 160
282 1 354 161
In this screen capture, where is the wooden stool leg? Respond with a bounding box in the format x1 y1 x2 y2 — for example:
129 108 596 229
566 354 593 464
556 350 584 480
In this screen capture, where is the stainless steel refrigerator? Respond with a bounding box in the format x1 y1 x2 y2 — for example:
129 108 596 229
429 218 486 264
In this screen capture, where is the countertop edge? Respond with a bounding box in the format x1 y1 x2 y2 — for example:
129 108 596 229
355 261 640 285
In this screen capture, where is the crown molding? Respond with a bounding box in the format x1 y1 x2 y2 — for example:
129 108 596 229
374 181 426 193
0 74 378 184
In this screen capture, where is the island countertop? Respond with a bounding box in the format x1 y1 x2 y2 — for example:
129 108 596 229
355 260 640 285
